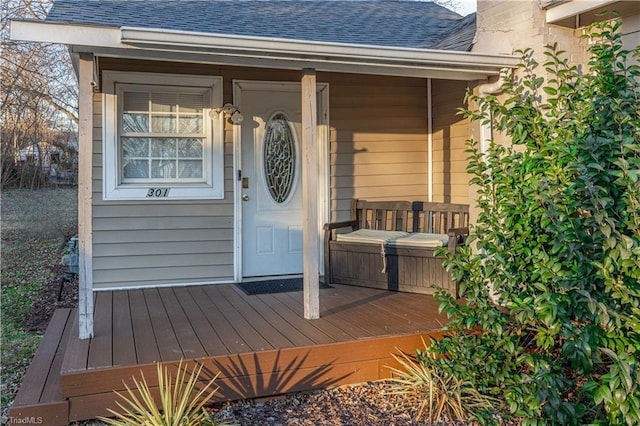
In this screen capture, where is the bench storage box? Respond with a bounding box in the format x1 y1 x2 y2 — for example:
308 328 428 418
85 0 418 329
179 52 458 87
324 199 469 296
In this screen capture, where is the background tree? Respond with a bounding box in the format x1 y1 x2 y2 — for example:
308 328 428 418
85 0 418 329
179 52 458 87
1 0 78 188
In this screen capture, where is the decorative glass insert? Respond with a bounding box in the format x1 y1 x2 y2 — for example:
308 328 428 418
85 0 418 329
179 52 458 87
121 90 205 181
263 113 297 203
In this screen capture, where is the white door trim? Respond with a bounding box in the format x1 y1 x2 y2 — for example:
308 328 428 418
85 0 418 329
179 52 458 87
232 80 329 282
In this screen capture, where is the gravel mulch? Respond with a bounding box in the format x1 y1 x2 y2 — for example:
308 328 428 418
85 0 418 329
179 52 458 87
212 382 460 426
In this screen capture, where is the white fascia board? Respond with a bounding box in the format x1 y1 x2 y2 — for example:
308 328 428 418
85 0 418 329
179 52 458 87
10 20 121 47
72 46 494 80
10 20 519 79
546 0 619 23
120 27 519 71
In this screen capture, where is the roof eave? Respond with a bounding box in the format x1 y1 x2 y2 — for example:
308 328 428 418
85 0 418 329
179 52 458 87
545 0 636 27
11 20 519 80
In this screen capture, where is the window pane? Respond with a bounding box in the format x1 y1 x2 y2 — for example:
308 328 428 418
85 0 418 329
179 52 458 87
122 113 149 133
151 115 176 133
178 138 203 157
150 93 178 112
119 86 210 184
178 93 204 113
151 139 177 158
178 115 203 133
123 92 149 111
151 160 176 178
178 160 203 178
122 138 149 157
123 160 149 178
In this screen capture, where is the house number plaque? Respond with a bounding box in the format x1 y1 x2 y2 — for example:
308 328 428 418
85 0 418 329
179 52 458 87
146 188 171 198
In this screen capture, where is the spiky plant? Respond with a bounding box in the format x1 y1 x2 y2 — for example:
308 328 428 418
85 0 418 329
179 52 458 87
99 360 220 426
387 348 497 423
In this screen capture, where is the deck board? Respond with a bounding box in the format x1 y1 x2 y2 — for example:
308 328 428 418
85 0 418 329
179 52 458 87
189 286 250 354
88 291 113 369
203 286 274 351
283 291 367 339
129 289 161 365
20 283 448 424
61 309 89 373
10 309 72 426
215 285 295 349
144 288 184 362
112 290 136 366
173 286 228 357
236 290 315 346
159 288 208 359
255 293 336 344
13 309 70 406
40 309 73 403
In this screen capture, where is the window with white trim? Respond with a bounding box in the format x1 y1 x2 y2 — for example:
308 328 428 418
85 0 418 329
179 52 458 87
103 72 224 200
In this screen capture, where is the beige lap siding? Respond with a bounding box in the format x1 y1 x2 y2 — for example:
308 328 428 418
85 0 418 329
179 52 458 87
431 79 471 205
327 74 430 221
91 60 470 288
91 92 235 290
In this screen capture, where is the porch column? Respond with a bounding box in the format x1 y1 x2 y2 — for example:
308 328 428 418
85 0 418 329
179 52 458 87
301 68 320 319
78 53 94 339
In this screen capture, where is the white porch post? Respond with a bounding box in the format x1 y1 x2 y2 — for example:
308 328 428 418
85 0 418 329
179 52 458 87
301 68 320 319
78 53 94 339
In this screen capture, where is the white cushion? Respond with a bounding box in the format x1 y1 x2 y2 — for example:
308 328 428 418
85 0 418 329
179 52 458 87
335 229 409 244
388 232 449 248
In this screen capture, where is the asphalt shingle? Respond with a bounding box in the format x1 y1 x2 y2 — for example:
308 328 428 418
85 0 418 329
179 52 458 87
45 0 476 51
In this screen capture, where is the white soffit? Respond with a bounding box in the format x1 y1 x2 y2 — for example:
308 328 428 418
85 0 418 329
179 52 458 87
11 20 520 80
546 0 624 23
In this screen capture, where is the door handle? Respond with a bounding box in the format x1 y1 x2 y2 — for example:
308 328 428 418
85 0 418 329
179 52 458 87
242 194 249 201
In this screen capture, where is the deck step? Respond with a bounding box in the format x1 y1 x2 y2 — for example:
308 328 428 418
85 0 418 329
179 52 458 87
9 308 74 426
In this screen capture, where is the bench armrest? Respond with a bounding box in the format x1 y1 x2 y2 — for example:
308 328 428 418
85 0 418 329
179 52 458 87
323 220 358 232
323 219 358 285
447 227 470 251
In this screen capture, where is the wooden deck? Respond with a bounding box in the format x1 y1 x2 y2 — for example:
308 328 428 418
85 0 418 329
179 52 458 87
9 283 447 425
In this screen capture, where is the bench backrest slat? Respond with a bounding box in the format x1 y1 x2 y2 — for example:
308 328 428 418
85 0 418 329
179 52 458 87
352 199 469 233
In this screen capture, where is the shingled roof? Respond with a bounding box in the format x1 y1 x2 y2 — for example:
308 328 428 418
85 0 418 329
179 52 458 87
45 0 476 51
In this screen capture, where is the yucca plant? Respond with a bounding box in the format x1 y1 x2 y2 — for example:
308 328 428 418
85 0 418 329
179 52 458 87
387 347 497 423
99 360 220 426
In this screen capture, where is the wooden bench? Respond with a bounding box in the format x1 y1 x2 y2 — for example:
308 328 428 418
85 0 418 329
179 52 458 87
323 199 469 297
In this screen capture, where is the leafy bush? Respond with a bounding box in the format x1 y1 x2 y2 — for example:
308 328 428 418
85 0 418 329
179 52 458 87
426 19 639 425
99 360 220 426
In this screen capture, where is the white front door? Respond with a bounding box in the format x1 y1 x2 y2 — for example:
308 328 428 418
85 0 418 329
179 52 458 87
240 84 304 278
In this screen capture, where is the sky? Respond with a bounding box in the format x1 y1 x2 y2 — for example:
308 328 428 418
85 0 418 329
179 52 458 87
451 0 478 16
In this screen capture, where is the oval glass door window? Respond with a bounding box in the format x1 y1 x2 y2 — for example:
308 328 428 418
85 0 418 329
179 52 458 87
263 113 297 203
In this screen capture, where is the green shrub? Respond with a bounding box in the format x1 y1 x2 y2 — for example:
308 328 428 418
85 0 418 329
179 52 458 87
426 19 639 425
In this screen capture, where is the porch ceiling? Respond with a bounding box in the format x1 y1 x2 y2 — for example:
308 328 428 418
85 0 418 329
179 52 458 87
11 20 520 80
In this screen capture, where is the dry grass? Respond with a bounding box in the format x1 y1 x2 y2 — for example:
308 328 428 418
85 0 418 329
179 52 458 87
1 187 78 420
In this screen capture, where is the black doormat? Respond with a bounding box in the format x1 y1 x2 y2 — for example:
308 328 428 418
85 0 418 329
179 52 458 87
236 278 332 296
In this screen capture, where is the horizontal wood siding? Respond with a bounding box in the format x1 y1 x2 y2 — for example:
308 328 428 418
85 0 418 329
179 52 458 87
93 61 238 289
93 59 467 287
325 74 429 221
431 79 471 204
93 60 306 289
